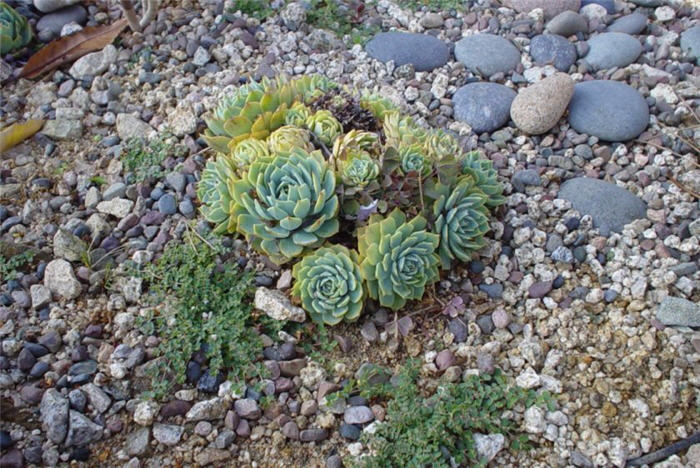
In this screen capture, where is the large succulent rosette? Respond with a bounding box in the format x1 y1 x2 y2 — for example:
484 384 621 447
357 209 440 310
292 244 364 325
228 147 340 264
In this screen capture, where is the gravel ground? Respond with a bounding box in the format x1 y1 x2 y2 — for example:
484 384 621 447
0 0 698 467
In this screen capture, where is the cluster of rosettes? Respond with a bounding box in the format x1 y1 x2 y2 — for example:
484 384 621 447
0 2 31 55
198 76 504 325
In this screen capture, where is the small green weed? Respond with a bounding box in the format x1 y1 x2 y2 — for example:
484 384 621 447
306 0 376 43
121 136 181 183
89 175 107 186
0 250 35 282
349 362 554 468
229 0 275 20
137 232 263 398
397 0 464 11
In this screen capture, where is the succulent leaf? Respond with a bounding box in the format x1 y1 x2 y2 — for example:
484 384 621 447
460 150 505 209
229 148 340 264
357 209 440 310
338 150 380 190
431 176 491 269
306 110 343 146
424 129 460 161
0 2 31 55
285 102 311 127
399 144 432 177
267 125 313 155
197 156 237 235
230 137 270 173
360 93 399 121
292 244 365 325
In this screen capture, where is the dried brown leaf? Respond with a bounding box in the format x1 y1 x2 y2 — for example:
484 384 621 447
0 119 45 153
19 19 128 79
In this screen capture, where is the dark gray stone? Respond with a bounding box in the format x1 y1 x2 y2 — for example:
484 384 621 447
584 33 642 70
157 194 177 215
681 26 700 64
454 34 520 77
36 5 87 36
567 80 648 142
512 169 542 192
365 32 450 72
558 177 647 235
299 428 328 442
452 83 516 133
530 34 577 71
344 406 374 425
478 282 504 299
65 410 102 447
40 389 69 444
546 11 588 36
339 423 361 440
607 13 647 35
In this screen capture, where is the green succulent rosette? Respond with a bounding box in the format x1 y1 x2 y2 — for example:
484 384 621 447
197 156 237 234
332 129 379 161
229 148 340 264
203 76 337 154
306 110 343 146
230 137 270 173
0 2 31 55
431 176 490 269
399 144 431 177
357 209 440 310
360 93 399 121
338 150 380 190
424 129 460 161
383 112 427 148
267 125 313 155
460 150 505 209
285 102 311 127
292 244 365 325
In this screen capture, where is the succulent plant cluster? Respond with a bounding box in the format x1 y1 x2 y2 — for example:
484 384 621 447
0 2 31 55
198 75 504 325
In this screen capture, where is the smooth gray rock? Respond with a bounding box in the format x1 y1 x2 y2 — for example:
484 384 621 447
607 13 647 35
629 0 662 5
454 34 520 77
680 26 700 64
36 5 87 36
567 80 649 141
34 0 80 12
365 32 450 72
584 32 642 70
452 83 516 133
546 11 588 36
581 0 614 13
40 389 69 444
530 34 577 71
656 296 700 327
558 178 647 235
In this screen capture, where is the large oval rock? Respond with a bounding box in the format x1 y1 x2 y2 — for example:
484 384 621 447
584 32 642 70
607 12 647 35
680 25 700 64
581 0 614 13
546 11 588 36
365 32 450 72
529 34 577 71
36 4 87 37
452 83 516 133
567 80 648 141
558 178 646 235
454 34 520 77
34 0 80 13
506 0 580 19
510 73 574 135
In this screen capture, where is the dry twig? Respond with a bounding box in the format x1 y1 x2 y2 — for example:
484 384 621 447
119 0 158 32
